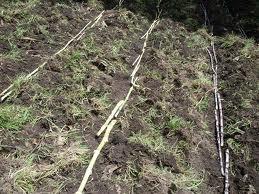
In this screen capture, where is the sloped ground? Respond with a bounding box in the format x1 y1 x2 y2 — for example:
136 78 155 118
217 36 259 193
0 0 258 194
0 0 98 91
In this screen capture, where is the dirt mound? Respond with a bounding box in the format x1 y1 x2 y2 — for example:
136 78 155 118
217 35 259 193
0 0 97 93
0 0 258 194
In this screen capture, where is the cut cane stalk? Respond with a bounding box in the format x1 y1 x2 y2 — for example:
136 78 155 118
211 42 218 64
76 11 105 40
206 47 216 74
0 12 104 102
131 20 159 83
0 91 13 102
75 120 117 194
214 76 218 111
215 109 225 176
115 86 134 117
96 100 124 136
78 19 158 191
224 149 230 194
218 93 224 147
132 55 141 67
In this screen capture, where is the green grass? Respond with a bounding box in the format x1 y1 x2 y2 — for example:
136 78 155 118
196 95 209 112
167 116 190 136
0 39 22 61
83 35 102 55
129 130 172 154
168 116 186 130
111 39 126 56
225 119 251 135
67 103 90 120
186 29 210 49
0 105 32 130
220 34 256 57
14 26 28 38
227 138 250 161
65 50 87 72
142 164 204 192
0 0 40 22
12 128 90 193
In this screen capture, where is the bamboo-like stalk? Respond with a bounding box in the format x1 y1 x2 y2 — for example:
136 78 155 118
77 11 105 41
26 61 48 79
97 20 158 137
213 75 218 110
132 55 141 67
0 12 104 102
131 20 159 84
130 54 142 83
54 22 92 56
90 11 104 28
215 110 225 176
141 20 159 39
75 120 117 194
96 100 124 136
0 91 12 102
0 85 13 97
206 48 216 74
77 19 158 192
209 41 226 177
211 42 218 64
115 85 134 117
224 149 230 194
218 93 224 147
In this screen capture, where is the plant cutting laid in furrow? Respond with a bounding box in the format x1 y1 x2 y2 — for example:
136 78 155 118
207 41 230 194
0 11 104 102
76 19 159 194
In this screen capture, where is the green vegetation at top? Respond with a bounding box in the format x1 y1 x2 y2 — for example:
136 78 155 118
219 34 256 57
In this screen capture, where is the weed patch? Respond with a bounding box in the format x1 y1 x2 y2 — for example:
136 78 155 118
0 105 32 130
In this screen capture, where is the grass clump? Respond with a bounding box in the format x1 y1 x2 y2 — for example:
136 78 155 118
167 116 192 136
0 105 32 130
111 39 126 56
168 116 186 130
186 29 210 49
225 119 250 135
12 129 90 193
0 39 21 61
87 0 104 10
220 34 256 57
142 164 203 192
129 130 172 154
82 35 101 55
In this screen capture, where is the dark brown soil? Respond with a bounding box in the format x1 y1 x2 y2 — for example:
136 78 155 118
1 1 258 194
217 40 259 193
0 1 97 93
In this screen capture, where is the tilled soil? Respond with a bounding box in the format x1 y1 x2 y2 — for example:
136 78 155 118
0 1 258 194
217 39 259 193
0 0 98 93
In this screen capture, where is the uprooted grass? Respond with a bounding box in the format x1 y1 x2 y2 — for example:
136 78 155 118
218 33 258 158
0 8 153 193
129 129 172 153
114 161 204 193
11 128 90 193
0 3 224 193
142 164 204 191
117 19 215 193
